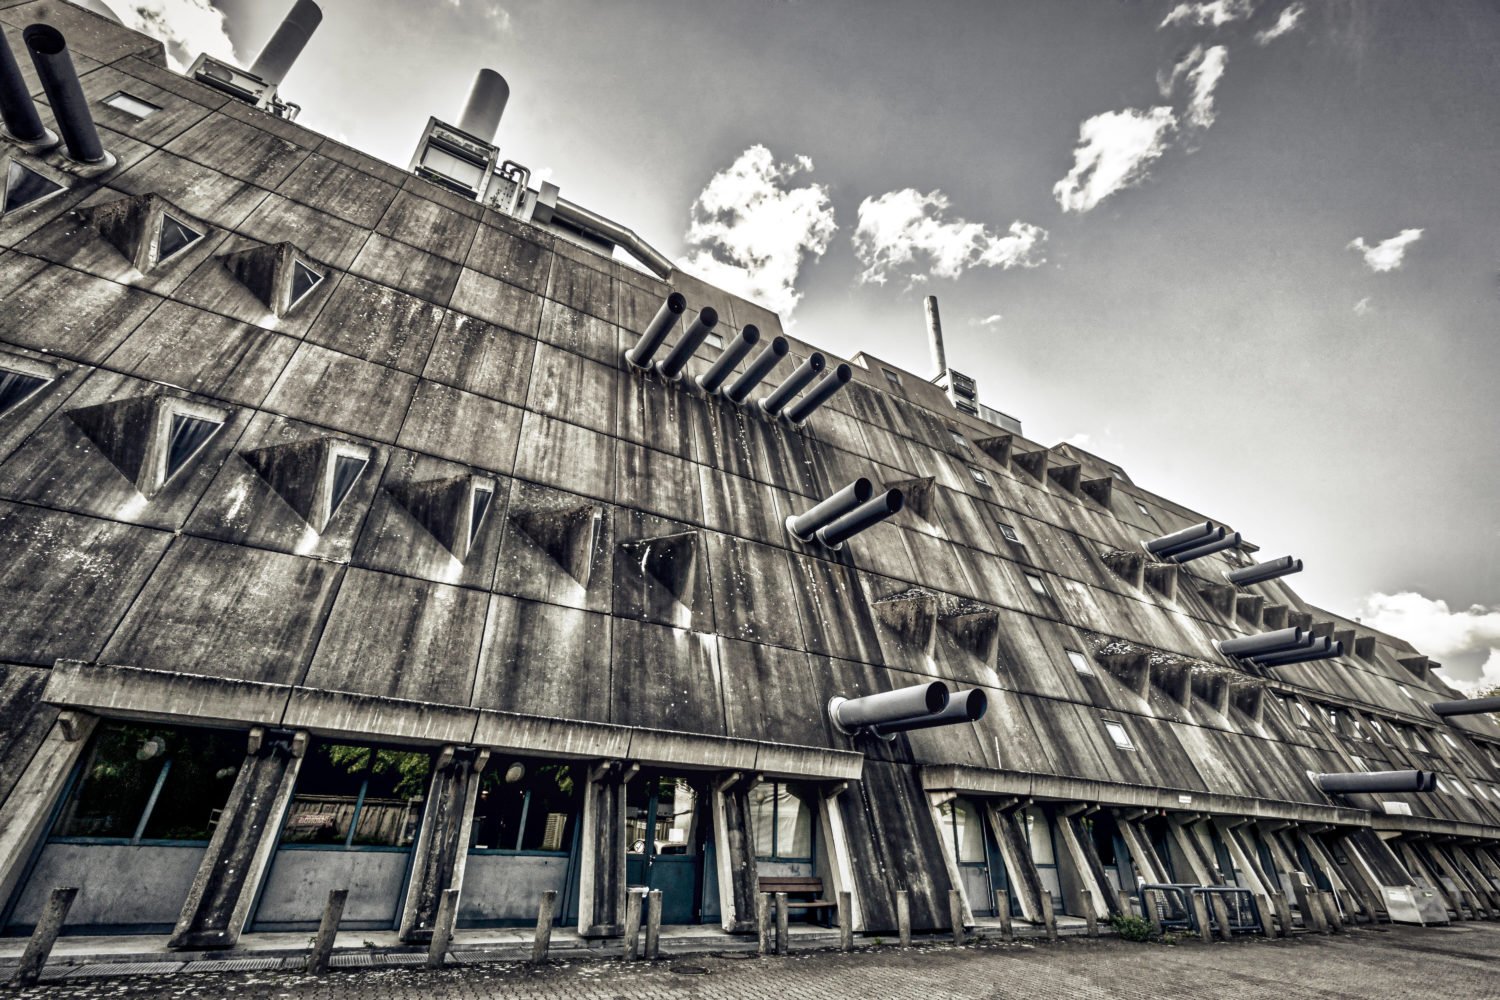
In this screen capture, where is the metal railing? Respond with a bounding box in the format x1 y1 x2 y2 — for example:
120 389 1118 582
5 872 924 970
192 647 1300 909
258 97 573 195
1141 883 1197 930
1193 886 1263 934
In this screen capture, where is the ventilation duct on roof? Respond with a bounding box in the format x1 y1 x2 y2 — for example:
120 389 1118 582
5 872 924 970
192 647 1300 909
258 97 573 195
188 0 320 120
0 27 54 149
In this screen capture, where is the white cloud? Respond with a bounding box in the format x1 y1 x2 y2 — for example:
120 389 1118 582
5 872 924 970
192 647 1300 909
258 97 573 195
1160 0 1256 29
852 189 1046 286
1256 3 1305 44
1358 592 1500 667
1348 228 1424 272
678 145 836 319
971 313 1004 327
115 0 237 70
1163 45 1229 128
1065 432 1092 448
1053 106 1177 213
1353 296 1373 316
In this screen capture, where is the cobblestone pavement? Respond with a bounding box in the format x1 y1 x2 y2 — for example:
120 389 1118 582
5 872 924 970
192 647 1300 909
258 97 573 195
9 923 1500 1000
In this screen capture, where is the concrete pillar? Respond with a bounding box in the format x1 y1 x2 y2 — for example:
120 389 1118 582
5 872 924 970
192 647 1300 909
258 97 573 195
0 711 97 919
896 890 912 947
774 891 789 955
645 889 662 959
532 890 557 962
1271 891 1293 937
426 888 459 967
1117 889 1134 918
578 761 633 936
996 890 1013 941
1399 841 1463 921
710 774 759 933
1055 812 1113 920
984 803 1045 922
1291 881 1324 933
1212 820 1270 897
1113 812 1167 885
305 888 347 974
1321 891 1343 932
838 891 853 951
170 728 308 949
1039 890 1058 941
928 792 975 932
624 887 645 959
1165 815 1216 885
1322 831 1391 923
399 746 488 943
1426 844 1490 919
1255 893 1276 939
1449 847 1500 913
756 893 772 955
1208 893 1233 941
1082 889 1098 937
819 783 862 933
1143 888 1162 936
1189 893 1213 943
8 886 77 987
948 888 965 945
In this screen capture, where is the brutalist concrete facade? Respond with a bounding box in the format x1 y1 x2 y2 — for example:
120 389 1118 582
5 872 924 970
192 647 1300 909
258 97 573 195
2 1 1499 949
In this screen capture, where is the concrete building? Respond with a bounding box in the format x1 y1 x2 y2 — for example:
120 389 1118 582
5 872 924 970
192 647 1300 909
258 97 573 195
1 0 1498 950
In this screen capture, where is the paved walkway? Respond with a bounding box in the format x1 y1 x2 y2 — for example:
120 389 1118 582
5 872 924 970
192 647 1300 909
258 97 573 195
4 922 1498 999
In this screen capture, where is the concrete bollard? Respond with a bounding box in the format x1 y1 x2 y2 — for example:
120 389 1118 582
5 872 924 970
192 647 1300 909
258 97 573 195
531 889 557 963
996 890 1013 942
1255 894 1277 939
1118 889 1134 919
645 889 663 959
1040 892 1059 942
1208 894 1233 942
949 889 966 945
1189 893 1213 943
1321 892 1343 933
427 888 460 969
1144 888 1163 936
1272 891 1294 938
624 888 645 960
896 890 912 948
1082 889 1098 937
838 891 853 952
757 893 772 956
9 886 77 987
775 891 790 955
306 888 347 975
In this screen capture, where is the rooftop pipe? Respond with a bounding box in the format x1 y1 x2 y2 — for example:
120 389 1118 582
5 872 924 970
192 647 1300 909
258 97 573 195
249 0 323 88
23 25 112 168
759 352 825 417
655 307 718 381
624 292 687 368
814 488 903 549
1227 556 1303 586
456 67 509 144
1430 696 1500 718
925 295 947 378
0 27 52 147
784 363 852 425
696 325 758 394
1165 530 1242 564
785 478 872 543
1315 770 1435 795
829 682 948 737
724 336 789 404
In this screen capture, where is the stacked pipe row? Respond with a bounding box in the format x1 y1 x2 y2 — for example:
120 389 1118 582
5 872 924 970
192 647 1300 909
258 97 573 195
1214 627 1343 667
828 682 988 740
0 24 113 168
784 478 904 550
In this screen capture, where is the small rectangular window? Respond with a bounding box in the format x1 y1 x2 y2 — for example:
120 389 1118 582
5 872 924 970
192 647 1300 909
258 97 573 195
882 368 902 387
1104 720 1134 750
968 465 991 488
996 521 1020 543
103 91 161 119
949 429 970 450
1066 648 1092 675
1025 572 1049 598
1136 501 1149 515
704 331 724 350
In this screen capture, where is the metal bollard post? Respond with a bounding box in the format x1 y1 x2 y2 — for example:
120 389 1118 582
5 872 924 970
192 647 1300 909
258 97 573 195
948 889 965 946
531 889 557 963
896 890 912 948
427 888 460 968
1082 889 1098 937
775 891 790 955
624 888 645 960
996 890 1013 942
1189 893 1214 943
1040 892 1058 942
9 887 77 987
757 893 772 956
306 888 347 975
1144 888 1163 936
645 889 663 959
1208 894 1233 942
838 891 853 952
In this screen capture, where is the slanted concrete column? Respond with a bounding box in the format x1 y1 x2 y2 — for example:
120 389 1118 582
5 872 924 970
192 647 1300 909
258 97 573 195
818 782 862 932
984 802 1045 922
710 772 758 933
927 791 974 929
1055 811 1113 920
1423 842 1489 919
170 728 308 949
577 760 635 936
1165 816 1216 885
1211 820 1271 897
399 746 489 943
0 711 96 919
1112 811 1166 885
1312 831 1386 922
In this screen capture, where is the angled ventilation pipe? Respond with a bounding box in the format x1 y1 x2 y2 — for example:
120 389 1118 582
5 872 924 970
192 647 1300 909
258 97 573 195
1164 530 1242 564
812 488 903 549
654 307 718 381
1227 556 1303 586
785 478 871 542
724 336 788 404
1254 639 1343 667
23 25 114 170
1142 521 1221 559
784 362 852 426
0 27 53 147
872 688 988 737
829 682 947 738
759 352 825 417
696 324 758 394
1214 627 1308 659
1431 696 1500 718
1315 770 1436 795
624 292 687 368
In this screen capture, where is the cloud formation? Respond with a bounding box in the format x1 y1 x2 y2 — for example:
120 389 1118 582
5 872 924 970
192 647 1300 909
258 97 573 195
1163 45 1230 128
1358 592 1500 692
1053 107 1178 213
1255 3 1305 44
1160 0 1255 29
679 145 836 319
972 313 1004 327
1353 296 1373 316
1348 228 1424 272
852 189 1046 285
114 0 237 70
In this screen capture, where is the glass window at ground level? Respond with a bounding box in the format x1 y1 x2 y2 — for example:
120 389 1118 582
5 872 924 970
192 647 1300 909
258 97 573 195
470 762 578 853
51 722 243 842
279 743 430 848
627 777 703 857
939 798 986 862
750 782 813 860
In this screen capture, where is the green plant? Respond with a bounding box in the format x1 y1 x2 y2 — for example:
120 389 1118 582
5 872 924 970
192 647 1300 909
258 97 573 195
362 939 378 949
1109 914 1154 942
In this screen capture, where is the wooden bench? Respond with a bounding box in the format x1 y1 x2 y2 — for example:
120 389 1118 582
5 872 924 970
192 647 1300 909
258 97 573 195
759 876 837 926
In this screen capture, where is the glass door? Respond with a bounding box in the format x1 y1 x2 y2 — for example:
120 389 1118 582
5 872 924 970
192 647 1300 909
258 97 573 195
626 774 711 924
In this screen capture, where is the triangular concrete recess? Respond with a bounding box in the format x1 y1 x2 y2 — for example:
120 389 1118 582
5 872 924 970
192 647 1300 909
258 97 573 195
1101 548 1146 589
220 241 325 317
618 531 699 603
67 395 156 489
886 476 935 520
1261 604 1289 630
1144 563 1177 600
1011 449 1048 482
974 434 1012 466
1047 462 1082 494
78 193 209 273
242 436 370 534
1091 638 1151 698
66 392 227 498
1080 476 1113 507
510 502 601 585
1236 594 1266 623
388 473 495 564
1197 583 1236 616
937 597 998 660
870 588 938 650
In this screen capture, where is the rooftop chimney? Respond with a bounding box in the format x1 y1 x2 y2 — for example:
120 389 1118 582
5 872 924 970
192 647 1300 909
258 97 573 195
925 295 947 378
458 68 509 143
249 0 323 87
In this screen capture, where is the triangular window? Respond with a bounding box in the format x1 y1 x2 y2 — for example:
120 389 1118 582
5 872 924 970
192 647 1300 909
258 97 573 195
0 367 53 418
157 213 204 263
3 160 65 216
164 412 224 482
289 259 324 307
328 453 367 521
469 485 494 548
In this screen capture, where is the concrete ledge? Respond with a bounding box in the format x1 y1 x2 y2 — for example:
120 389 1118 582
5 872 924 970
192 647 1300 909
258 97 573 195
281 687 481 745
45 660 292 727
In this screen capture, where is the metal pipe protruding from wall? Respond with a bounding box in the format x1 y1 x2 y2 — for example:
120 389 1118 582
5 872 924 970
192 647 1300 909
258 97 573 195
785 478 872 542
696 324 758 394
925 295 947 377
1256 639 1344 668
814 488 904 549
784 363 852 425
759 352 826 417
0 27 50 145
624 292 687 368
1226 556 1303 586
1249 635 1333 665
1142 521 1218 557
654 307 718 381
724 336 789 403
1315 770 1435 795
23 25 108 165
249 0 324 87
456 67 509 143
1165 530 1242 564
873 689 988 735
1431 696 1500 718
828 681 948 736
1214 627 1307 658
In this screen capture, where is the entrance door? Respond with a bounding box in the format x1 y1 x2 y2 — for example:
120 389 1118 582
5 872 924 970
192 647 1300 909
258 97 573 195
1024 806 1066 914
939 797 1008 917
626 774 711 924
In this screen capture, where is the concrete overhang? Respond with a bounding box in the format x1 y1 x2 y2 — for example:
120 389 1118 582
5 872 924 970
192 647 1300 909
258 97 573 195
1369 813 1500 843
44 660 863 783
920 763 1370 828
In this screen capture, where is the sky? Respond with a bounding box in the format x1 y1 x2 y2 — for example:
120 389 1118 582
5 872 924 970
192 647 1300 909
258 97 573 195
110 0 1500 689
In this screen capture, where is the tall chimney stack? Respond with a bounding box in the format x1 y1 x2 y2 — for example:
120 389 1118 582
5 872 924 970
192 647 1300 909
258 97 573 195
458 68 509 143
249 0 323 87
925 295 947 378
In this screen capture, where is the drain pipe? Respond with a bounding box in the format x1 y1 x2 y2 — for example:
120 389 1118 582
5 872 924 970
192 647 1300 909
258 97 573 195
1226 556 1303 586
1315 770 1435 794
784 363 852 426
759 353 825 417
785 479 872 542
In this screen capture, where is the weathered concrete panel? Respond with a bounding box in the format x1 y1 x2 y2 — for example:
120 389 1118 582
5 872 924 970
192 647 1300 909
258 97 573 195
377 190 480 264
609 618 725 736
7 843 204 931
535 297 620 366
396 379 523 475
546 254 613 322
0 664 57 811
473 596 612 724
703 532 802 650
349 232 461 305
466 223 552 291
460 853 569 924
253 849 409 929
421 312 535 405
512 412 615 502
237 193 370 271
278 150 401 229
167 111 311 189
263 342 417 444
0 254 160 362
717 637 826 747
449 267 543 333
303 272 445 374
526 341 618 436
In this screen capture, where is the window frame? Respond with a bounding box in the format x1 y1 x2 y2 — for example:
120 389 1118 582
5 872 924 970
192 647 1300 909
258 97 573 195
752 780 815 863
1024 572 1050 599
102 90 162 119
1065 648 1094 676
1103 719 1135 751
